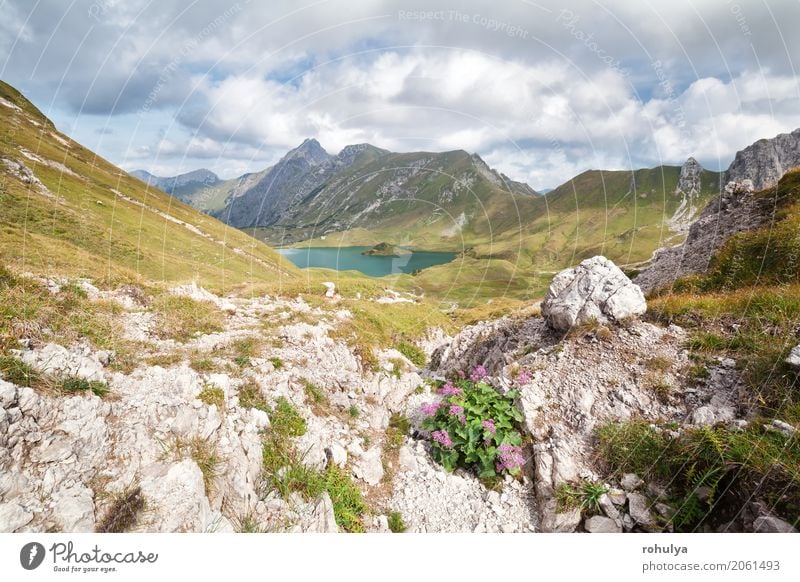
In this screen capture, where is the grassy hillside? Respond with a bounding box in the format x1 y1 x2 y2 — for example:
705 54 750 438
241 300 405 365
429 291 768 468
0 80 299 294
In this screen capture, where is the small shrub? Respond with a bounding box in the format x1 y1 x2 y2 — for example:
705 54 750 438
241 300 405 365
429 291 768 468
198 383 225 408
396 341 426 368
420 367 526 478
269 356 284 370
348 404 360 419
269 396 306 438
60 376 110 397
323 465 368 533
235 514 265 533
144 353 183 367
387 510 406 533
0 355 41 387
231 337 259 358
238 379 268 412
95 486 145 533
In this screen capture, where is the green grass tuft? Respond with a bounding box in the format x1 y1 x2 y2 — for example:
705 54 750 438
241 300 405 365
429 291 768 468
60 376 110 397
396 341 427 368
388 511 407 532
269 396 306 438
198 383 225 408
238 379 268 412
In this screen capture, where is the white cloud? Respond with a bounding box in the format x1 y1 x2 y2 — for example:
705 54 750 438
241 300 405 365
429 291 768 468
4 0 800 185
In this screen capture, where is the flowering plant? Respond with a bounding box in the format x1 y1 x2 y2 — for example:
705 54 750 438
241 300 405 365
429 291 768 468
419 368 526 478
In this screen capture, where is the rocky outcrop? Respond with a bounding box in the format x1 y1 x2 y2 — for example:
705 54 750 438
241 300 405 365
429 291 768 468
637 129 800 293
434 305 694 532
541 256 646 331
668 157 704 233
678 157 703 194
725 128 800 191
635 180 772 293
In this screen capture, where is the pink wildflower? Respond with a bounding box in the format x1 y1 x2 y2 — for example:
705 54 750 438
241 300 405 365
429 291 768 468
470 365 488 382
482 419 496 434
438 381 463 397
496 443 525 471
420 402 440 417
516 370 532 385
432 429 453 448
449 404 466 424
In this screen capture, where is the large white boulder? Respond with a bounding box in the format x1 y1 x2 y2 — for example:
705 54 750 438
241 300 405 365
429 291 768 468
541 256 646 331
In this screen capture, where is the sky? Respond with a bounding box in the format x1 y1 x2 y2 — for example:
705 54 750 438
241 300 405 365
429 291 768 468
1 0 799 190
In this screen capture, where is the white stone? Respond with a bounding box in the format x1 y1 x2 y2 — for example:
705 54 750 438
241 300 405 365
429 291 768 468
353 447 384 486
398 446 418 472
0 502 34 532
753 515 797 533
584 515 621 533
620 473 643 491
785 344 800 368
0 380 16 408
303 492 338 533
138 461 215 532
541 256 646 331
52 484 95 532
327 443 348 468
627 492 655 529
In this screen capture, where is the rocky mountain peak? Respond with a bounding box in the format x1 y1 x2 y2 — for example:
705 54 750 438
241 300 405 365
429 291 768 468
677 157 703 194
285 138 331 166
724 127 800 191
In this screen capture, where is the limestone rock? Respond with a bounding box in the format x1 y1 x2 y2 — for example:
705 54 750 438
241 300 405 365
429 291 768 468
627 492 656 529
325 443 348 468
303 492 338 533
353 447 384 486
753 516 797 533
584 515 621 533
725 128 800 191
541 256 646 331
620 473 643 492
786 344 800 369
51 484 95 532
137 461 215 532
398 446 418 472
0 502 34 532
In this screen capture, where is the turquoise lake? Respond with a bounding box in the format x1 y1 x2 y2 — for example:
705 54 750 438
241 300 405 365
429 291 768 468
277 246 456 277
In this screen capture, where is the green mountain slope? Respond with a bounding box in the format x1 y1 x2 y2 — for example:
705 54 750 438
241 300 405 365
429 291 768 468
0 80 298 293
257 148 543 249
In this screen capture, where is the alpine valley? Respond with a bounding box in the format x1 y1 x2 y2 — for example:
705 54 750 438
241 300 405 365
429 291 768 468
1 77 799 536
